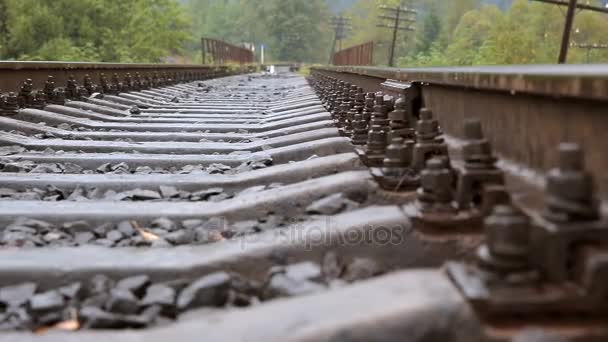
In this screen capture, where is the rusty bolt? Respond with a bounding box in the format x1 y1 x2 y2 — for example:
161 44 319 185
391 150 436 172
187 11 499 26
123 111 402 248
134 72 143 90
83 74 93 92
366 124 388 166
389 95 414 140
351 112 368 145
544 143 599 223
411 108 448 171
369 94 390 131
478 197 531 273
417 156 455 213
383 137 412 169
44 76 56 96
31 91 47 109
0 92 19 115
363 92 375 123
415 108 441 142
462 118 497 169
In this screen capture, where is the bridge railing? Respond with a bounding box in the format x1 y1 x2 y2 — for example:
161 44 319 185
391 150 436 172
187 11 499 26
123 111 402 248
201 38 254 65
332 42 374 66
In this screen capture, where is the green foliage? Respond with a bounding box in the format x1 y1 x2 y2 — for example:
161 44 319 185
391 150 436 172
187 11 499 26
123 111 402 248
344 0 608 66
185 0 332 63
0 0 190 62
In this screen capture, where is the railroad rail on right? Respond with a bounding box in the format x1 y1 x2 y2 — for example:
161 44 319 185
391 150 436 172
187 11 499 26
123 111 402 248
0 62 606 341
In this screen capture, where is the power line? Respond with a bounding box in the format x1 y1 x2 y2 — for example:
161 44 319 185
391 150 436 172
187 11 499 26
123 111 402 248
329 15 352 63
531 0 608 14
531 0 608 63
376 1 417 67
571 42 608 62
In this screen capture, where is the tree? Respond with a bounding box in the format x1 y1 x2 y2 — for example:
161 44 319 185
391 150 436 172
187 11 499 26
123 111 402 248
445 5 503 65
417 2 441 54
186 0 332 63
1 0 190 62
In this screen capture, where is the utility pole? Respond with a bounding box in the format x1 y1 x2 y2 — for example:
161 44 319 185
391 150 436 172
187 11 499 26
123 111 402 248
330 16 351 64
531 0 608 63
571 42 608 63
558 0 578 63
377 2 416 67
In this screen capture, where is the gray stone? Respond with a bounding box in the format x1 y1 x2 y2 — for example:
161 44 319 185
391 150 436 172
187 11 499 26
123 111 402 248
343 258 383 282
105 288 139 315
68 186 88 201
63 220 91 233
81 293 110 309
159 185 180 199
116 221 136 236
96 163 112 173
19 218 53 231
58 282 83 300
176 272 231 311
151 217 176 231
135 166 154 174
5 224 36 234
284 262 323 283
189 187 223 201
106 230 124 242
80 306 145 329
150 238 171 248
181 219 204 230
306 193 353 215
206 163 231 174
0 231 29 246
238 185 266 195
89 274 114 296
0 188 17 197
28 290 65 313
165 230 195 245
0 283 37 308
93 239 116 247
116 275 151 298
114 189 162 201
264 274 325 299
141 284 176 316
94 223 113 237
42 231 64 243
74 232 95 244
111 162 130 172
202 217 228 231
208 193 232 202
30 163 63 174
0 145 26 156
63 162 83 173
230 220 260 236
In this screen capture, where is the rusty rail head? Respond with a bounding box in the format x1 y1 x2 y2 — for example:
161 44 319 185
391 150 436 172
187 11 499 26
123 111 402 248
0 61 257 95
333 42 374 67
313 64 608 102
201 38 254 65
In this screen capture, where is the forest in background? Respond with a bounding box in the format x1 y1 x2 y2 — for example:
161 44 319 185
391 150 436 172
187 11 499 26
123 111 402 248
0 0 606 65
344 0 608 66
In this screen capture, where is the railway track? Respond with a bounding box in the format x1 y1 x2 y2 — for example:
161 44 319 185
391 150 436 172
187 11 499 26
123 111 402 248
0 62 606 341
